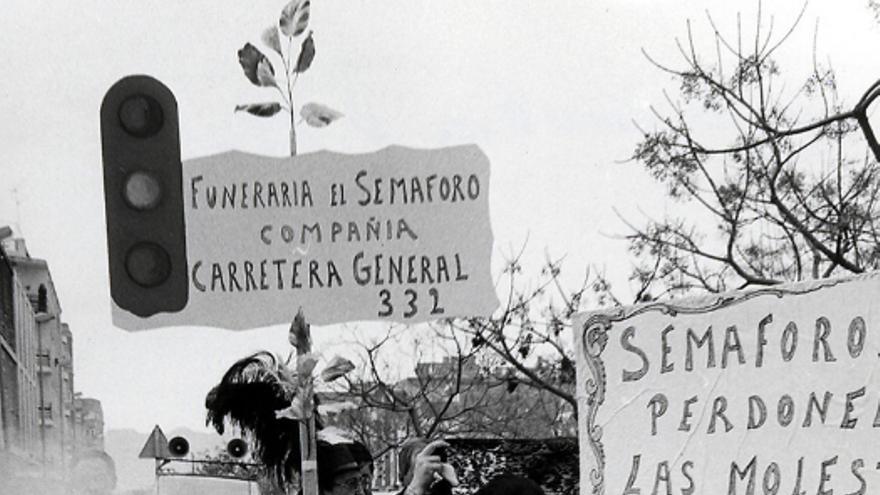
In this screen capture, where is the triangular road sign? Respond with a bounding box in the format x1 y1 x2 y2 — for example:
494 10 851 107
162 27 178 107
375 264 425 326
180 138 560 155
138 424 172 459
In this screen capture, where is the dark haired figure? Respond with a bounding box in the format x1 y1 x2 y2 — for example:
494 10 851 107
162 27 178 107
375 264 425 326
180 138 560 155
312 427 381 495
316 439 369 495
474 474 545 495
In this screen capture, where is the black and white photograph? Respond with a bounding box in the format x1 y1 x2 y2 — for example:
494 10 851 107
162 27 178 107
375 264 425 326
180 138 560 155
2 1 880 494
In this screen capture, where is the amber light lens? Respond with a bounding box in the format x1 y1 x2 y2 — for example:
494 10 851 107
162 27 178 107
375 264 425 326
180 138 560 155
123 171 162 210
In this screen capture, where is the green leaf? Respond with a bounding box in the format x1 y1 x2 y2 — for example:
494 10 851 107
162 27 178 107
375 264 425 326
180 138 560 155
234 103 283 117
296 352 319 377
261 26 282 55
295 32 315 73
256 59 277 87
275 395 306 421
279 0 310 37
288 309 311 351
300 103 343 127
320 356 355 382
237 43 275 87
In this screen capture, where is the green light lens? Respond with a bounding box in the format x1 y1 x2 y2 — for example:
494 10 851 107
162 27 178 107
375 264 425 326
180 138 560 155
125 243 171 288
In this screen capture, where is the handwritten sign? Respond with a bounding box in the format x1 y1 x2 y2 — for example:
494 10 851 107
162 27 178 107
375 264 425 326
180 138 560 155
573 273 880 495
113 145 498 330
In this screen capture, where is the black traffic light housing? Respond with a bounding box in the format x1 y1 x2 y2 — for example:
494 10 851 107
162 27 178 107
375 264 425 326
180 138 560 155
101 75 188 317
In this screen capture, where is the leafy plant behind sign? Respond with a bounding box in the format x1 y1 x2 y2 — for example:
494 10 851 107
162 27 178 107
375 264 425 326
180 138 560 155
236 0 342 155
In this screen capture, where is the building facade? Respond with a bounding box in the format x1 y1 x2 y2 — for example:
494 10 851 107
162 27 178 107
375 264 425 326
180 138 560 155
11 238 69 471
74 395 105 452
0 234 105 487
0 236 43 478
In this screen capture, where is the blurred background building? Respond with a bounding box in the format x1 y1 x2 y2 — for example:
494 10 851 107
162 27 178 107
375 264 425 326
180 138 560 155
0 228 108 491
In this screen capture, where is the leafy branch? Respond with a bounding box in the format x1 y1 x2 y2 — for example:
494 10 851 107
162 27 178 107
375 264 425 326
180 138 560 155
624 4 880 298
235 0 343 156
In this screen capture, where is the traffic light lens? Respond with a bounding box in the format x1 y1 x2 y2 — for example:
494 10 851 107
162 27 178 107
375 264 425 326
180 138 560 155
125 243 172 288
118 95 164 137
124 171 162 210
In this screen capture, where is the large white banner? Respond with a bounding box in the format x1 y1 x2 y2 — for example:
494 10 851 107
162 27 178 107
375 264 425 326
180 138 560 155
113 144 498 330
573 273 880 495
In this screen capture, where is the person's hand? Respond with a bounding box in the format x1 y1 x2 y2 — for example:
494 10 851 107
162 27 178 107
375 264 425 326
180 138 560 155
404 440 451 495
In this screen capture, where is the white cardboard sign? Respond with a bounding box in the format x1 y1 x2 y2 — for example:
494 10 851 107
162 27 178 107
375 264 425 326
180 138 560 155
113 144 498 330
573 273 880 495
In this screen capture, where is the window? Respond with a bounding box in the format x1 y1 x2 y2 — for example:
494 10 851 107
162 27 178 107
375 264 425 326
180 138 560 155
38 404 53 420
36 352 51 368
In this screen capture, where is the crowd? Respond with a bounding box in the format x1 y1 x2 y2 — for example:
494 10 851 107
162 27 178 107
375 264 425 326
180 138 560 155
203 351 550 495
316 429 545 495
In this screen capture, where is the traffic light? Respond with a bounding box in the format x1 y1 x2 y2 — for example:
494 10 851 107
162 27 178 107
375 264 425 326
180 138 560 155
101 75 188 317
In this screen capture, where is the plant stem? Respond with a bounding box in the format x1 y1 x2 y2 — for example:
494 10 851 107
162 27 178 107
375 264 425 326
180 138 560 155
289 90 297 156
289 123 297 157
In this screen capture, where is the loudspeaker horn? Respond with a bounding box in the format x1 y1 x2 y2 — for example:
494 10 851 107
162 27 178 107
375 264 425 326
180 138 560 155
168 436 190 457
227 438 248 458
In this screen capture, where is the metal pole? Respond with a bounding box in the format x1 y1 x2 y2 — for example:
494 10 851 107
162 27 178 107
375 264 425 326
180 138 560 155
289 132 317 495
296 327 318 495
155 459 161 495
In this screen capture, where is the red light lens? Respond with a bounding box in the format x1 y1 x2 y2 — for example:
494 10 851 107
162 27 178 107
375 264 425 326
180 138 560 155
118 95 164 137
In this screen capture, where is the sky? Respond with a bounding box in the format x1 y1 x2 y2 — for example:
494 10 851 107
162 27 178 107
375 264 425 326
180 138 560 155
2 0 879 436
